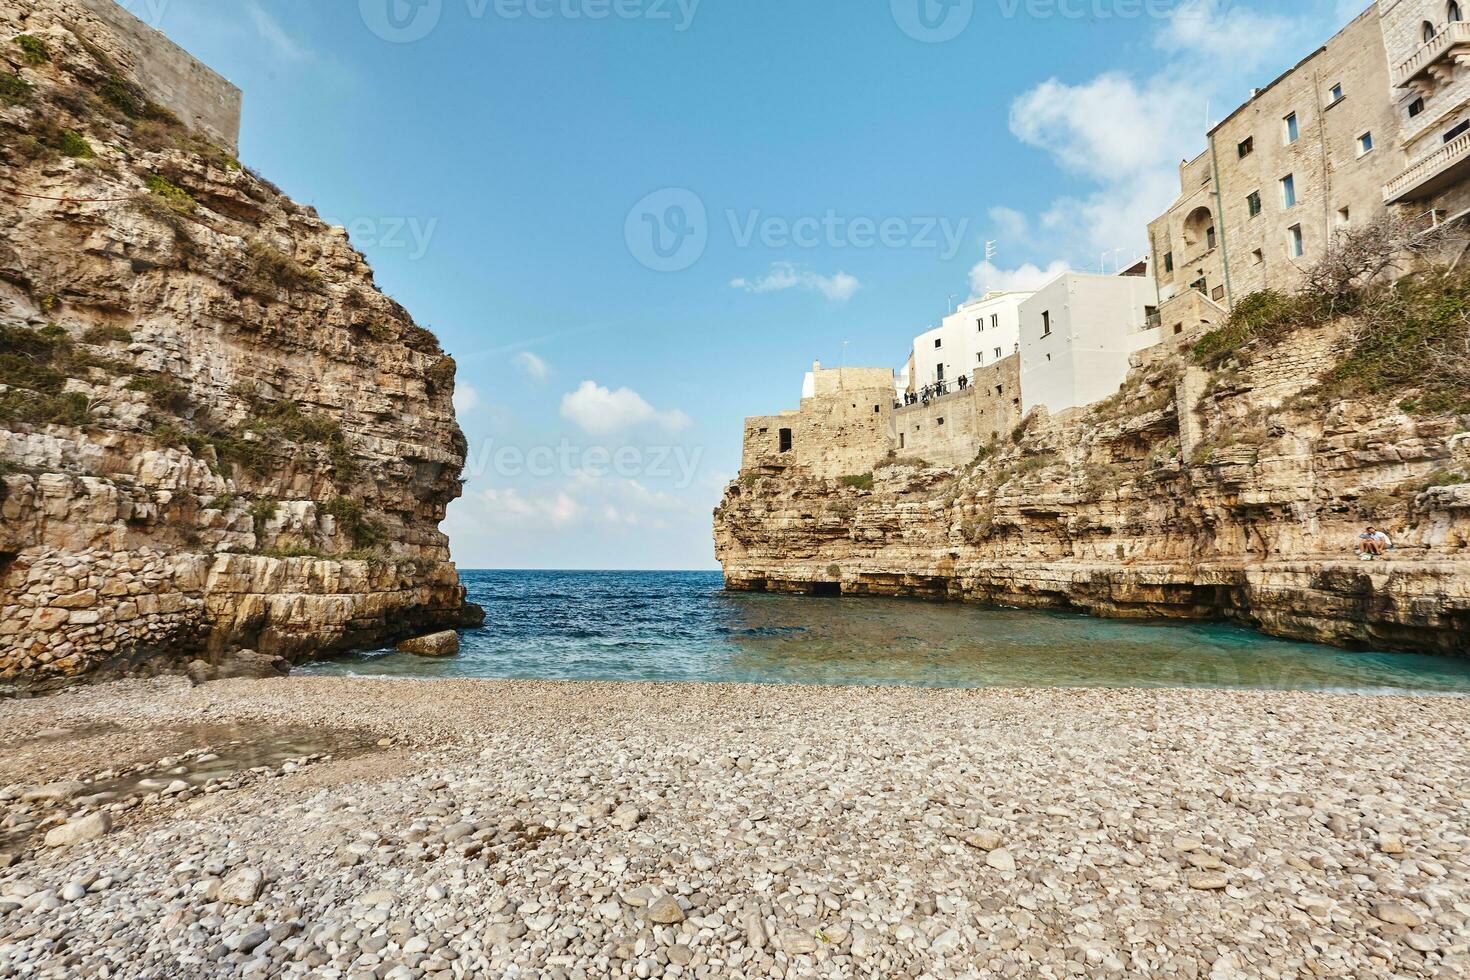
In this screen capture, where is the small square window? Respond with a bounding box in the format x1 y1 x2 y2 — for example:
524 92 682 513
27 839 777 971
1288 224 1304 258
1409 97 1425 118
1173 323 1184 335
1212 285 1226 301
1237 136 1254 158
937 417 945 426
1251 248 1264 265
1357 132 1374 156
1328 83 1344 104
1284 112 1299 144
1246 191 1262 217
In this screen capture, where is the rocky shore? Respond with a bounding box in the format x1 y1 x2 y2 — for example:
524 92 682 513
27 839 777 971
3 676 1468 978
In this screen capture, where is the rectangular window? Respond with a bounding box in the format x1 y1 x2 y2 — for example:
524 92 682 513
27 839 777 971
1238 136 1254 158
1041 311 1052 337
976 352 983 364
1212 285 1226 301
1281 174 1296 208
1409 97 1425 118
1206 226 1217 250
937 417 945 426
990 314 998 329
936 363 944 381
993 347 1002 360
1247 191 1262 217
1288 224 1304 258
1357 132 1374 156
1163 252 1174 273
778 428 793 453
1191 277 1207 294
1328 83 1343 104
1284 112 1299 144
934 338 942 348
1445 120 1470 143
976 319 984 332
1251 248 1264 265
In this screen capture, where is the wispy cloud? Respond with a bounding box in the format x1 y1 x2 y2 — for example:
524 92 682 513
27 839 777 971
969 259 1071 296
244 0 311 62
731 262 860 302
514 351 550 382
452 383 481 414
560 381 692 436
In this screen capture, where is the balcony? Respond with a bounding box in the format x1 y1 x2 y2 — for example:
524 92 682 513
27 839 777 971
1394 21 1470 91
1384 129 1470 203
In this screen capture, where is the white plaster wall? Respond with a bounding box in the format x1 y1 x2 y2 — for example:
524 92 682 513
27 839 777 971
1019 274 1158 415
910 292 1029 389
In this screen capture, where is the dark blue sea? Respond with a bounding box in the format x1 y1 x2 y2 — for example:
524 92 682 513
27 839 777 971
300 570 1470 694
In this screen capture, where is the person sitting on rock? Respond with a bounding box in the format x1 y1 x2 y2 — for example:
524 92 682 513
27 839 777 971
1356 526 1392 561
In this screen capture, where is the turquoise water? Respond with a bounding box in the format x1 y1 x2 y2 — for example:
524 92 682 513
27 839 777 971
300 570 1470 694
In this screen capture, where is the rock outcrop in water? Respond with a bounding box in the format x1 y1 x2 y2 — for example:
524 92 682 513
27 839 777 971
0 0 479 692
715 312 1470 656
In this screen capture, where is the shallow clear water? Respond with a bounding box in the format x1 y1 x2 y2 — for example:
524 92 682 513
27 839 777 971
300 570 1470 695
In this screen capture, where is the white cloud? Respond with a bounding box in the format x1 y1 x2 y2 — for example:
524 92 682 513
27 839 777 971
969 259 1070 296
244 0 311 61
731 262 861 302
452 383 481 414
989 206 1030 244
471 488 583 529
514 351 549 382
1157 0 1297 66
560 381 693 436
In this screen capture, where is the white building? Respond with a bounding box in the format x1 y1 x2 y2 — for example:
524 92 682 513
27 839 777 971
908 291 1030 392
1018 272 1161 416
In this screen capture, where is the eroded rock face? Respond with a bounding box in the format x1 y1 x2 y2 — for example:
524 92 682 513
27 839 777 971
715 321 1470 655
0 1 477 690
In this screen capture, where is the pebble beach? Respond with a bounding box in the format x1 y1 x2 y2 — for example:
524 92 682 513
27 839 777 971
2 677 1469 979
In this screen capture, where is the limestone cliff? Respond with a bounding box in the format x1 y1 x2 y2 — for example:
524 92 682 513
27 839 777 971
715 315 1470 656
0 0 479 692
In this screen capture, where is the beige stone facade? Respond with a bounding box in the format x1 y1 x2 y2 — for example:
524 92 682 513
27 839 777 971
894 356 1022 467
1149 6 1406 330
1379 0 1470 218
741 365 897 481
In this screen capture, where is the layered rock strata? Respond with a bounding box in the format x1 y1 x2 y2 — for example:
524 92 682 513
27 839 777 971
715 321 1470 655
0 0 478 691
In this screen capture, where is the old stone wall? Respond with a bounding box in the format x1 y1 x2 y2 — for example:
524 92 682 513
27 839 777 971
741 389 896 481
0 0 475 692
894 356 1021 467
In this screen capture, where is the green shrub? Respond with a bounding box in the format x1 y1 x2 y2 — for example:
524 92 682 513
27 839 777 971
248 498 279 538
1327 271 1470 416
246 240 323 293
144 173 195 215
1423 469 1467 490
840 473 874 491
81 325 132 345
15 35 49 65
322 496 385 549
126 373 190 414
365 322 396 342
425 356 456 394
243 396 342 444
0 389 89 426
0 73 32 106
1192 290 1327 368
58 130 93 159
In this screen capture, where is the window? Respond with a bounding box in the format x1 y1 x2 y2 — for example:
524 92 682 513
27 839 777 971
1337 207 1351 226
1446 120 1470 143
936 363 944 381
1247 191 1262 217
995 385 1003 396
1237 136 1254 158
990 314 999 329
1288 224 1304 258
1357 132 1374 156
937 417 945 426
1206 226 1217 250
873 404 881 413
1424 21 1437 43
778 428 792 453
934 338 942 348
1041 311 1052 337
899 432 904 450
976 319 984 332
976 352 984 364
993 347 1002 360
1281 174 1296 208
1410 97 1426 119
1284 112 1299 144
1452 2 1464 22
1212 285 1226 301
1173 324 1184 335
1163 252 1174 273
1251 248 1264 265
1191 277 1207 294
1328 83 1344 105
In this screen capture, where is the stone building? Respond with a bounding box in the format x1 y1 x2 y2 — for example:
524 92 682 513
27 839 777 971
893 356 1022 466
1018 272 1161 416
1379 0 1470 218
741 363 897 480
1148 6 1404 336
908 291 1030 392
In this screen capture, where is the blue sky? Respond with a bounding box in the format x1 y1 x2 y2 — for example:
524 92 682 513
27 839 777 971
134 0 1362 569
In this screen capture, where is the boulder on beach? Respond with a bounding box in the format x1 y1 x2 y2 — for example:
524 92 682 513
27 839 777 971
397 631 461 657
